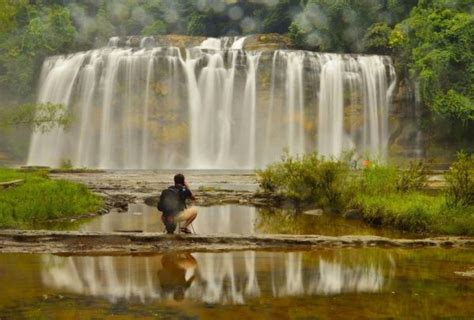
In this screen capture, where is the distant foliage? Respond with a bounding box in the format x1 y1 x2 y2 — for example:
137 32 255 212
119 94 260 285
445 151 474 208
288 22 305 48
363 22 392 55
0 3 76 98
257 153 351 209
390 1 474 123
0 103 70 132
290 0 417 52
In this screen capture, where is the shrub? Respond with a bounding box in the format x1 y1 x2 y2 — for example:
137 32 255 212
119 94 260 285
355 193 442 233
445 151 474 208
358 164 398 195
257 153 351 209
396 160 429 192
0 168 102 228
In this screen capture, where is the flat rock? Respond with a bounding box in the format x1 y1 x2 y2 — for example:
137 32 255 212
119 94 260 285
304 209 323 216
0 230 473 254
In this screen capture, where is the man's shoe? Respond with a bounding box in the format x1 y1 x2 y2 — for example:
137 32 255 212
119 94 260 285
180 227 192 234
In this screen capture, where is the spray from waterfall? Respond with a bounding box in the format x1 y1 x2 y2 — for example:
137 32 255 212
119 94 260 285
27 36 395 169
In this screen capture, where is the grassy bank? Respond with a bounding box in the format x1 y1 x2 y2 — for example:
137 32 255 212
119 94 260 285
258 152 474 236
0 168 103 229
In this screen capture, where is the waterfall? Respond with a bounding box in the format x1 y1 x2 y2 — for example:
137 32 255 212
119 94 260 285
27 37 395 169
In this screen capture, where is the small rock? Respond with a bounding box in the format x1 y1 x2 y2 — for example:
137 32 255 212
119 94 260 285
303 209 323 216
343 209 362 220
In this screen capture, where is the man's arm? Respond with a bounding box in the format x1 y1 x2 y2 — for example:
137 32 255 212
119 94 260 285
184 182 196 200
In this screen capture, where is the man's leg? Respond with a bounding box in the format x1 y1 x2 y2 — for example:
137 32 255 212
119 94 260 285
175 207 198 229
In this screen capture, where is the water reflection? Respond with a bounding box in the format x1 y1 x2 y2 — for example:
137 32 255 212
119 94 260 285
41 251 393 304
158 253 197 301
80 204 257 234
79 204 407 237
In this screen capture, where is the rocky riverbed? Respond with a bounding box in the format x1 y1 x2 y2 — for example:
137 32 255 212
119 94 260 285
50 170 282 213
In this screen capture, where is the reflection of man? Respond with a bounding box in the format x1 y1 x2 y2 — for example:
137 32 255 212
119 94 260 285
158 253 197 301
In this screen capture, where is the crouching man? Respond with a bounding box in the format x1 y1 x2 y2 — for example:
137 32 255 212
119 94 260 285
158 173 197 234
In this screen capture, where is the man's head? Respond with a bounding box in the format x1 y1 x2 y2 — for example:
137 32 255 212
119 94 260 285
174 173 185 185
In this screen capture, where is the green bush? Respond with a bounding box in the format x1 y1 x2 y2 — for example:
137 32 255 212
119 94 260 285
396 160 429 192
359 164 398 195
257 153 351 209
445 151 474 208
258 152 474 235
0 168 102 228
355 192 443 233
357 160 429 195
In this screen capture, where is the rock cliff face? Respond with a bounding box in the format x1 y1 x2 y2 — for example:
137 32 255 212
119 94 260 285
23 33 425 168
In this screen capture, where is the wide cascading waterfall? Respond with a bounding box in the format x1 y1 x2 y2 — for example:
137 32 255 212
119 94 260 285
27 36 396 169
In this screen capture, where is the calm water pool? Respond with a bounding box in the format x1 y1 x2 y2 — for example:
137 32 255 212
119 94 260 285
0 248 473 319
62 204 412 238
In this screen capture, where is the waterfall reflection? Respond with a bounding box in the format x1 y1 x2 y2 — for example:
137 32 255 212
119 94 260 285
80 204 257 234
41 251 393 304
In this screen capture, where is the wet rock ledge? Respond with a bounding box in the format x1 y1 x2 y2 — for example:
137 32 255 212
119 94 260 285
0 230 473 255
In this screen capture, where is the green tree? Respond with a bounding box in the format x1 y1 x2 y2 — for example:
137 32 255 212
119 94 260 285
142 20 167 36
0 4 76 98
0 0 27 33
363 22 392 55
187 12 208 36
390 2 474 122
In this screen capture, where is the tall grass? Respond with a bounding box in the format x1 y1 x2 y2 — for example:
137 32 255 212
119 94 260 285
257 153 474 236
0 168 102 228
257 153 351 210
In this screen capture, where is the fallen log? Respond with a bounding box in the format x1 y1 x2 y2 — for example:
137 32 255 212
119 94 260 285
0 179 24 189
0 230 473 255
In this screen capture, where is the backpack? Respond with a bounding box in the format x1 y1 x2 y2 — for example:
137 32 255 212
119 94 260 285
157 186 185 214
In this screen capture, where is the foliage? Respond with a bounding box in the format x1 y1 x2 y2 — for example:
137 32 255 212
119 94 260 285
390 2 474 122
259 0 300 34
358 164 399 195
290 0 417 52
396 160 429 192
0 168 102 229
0 3 76 98
141 20 167 36
363 22 392 55
259 153 474 235
187 12 210 36
445 151 474 208
288 22 305 48
257 152 351 209
60 159 73 170
0 103 71 132
357 160 429 194
0 0 27 33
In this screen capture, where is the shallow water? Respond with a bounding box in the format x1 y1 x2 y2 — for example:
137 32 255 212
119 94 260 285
0 248 473 319
67 204 411 238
